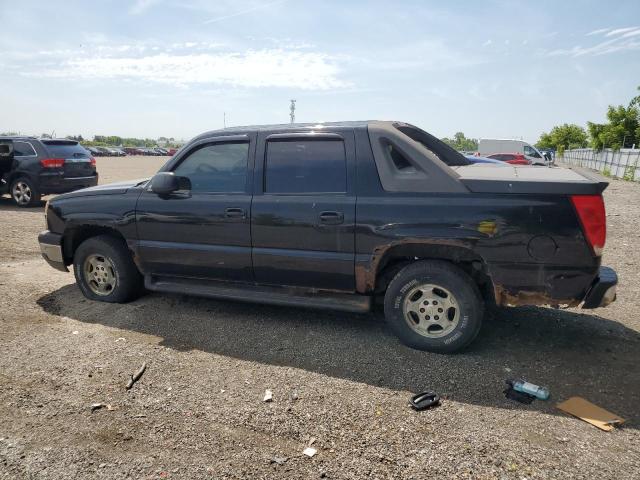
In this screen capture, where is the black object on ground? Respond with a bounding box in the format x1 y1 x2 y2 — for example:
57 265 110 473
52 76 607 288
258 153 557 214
504 380 536 404
409 391 441 410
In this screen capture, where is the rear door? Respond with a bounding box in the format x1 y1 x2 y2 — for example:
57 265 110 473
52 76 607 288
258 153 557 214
251 130 356 291
135 134 255 281
42 140 95 178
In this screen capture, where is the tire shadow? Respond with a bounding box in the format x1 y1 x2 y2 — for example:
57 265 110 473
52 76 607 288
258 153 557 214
38 284 640 425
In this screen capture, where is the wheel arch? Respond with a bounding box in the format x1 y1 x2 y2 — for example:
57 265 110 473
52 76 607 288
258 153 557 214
363 242 495 304
62 225 129 264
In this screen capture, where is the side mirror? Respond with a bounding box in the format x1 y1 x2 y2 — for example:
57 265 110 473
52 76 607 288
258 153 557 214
150 172 190 195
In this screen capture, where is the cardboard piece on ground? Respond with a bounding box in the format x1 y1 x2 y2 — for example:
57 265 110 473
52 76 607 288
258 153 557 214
556 396 625 431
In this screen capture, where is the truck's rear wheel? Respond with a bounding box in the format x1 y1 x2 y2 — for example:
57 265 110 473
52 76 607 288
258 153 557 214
383 260 483 353
73 235 143 303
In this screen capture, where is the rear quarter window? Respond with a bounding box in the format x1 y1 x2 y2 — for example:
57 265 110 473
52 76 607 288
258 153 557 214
13 141 37 157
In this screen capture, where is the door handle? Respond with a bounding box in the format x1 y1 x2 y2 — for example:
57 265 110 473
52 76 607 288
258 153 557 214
318 211 344 225
225 207 246 219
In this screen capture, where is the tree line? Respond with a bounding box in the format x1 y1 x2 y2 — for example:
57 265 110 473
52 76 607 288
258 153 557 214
66 135 182 148
536 86 640 154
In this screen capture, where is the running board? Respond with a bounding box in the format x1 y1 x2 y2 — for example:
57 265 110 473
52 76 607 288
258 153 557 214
144 275 372 313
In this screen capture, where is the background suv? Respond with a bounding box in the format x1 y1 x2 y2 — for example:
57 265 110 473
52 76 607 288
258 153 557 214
0 137 98 207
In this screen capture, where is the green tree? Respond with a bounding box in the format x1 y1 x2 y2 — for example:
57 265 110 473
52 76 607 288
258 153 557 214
588 104 639 150
536 123 588 151
441 132 478 151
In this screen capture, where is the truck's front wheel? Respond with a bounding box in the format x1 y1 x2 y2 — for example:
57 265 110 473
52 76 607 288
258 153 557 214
73 235 143 303
383 260 483 353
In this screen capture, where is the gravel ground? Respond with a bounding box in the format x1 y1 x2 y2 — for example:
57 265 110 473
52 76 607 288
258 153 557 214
1 157 639 479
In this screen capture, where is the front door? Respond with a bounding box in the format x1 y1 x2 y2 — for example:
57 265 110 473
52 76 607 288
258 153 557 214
251 130 356 291
135 134 255 282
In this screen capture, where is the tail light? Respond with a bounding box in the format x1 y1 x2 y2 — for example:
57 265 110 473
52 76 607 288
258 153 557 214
571 195 606 256
90 157 96 166
40 158 65 168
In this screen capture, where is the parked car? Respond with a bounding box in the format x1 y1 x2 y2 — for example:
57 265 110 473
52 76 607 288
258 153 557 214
487 153 531 165
85 146 103 157
38 121 617 352
0 137 98 207
478 139 547 166
464 154 506 165
166 148 178 156
123 147 144 155
111 148 127 157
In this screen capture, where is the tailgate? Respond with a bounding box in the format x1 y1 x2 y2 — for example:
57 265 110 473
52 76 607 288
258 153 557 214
42 140 96 178
454 165 608 195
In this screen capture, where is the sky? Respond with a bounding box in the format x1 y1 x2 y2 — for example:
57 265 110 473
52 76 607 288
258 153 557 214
1 0 639 142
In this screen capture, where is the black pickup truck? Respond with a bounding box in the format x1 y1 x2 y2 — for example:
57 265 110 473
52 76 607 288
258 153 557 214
38 121 617 352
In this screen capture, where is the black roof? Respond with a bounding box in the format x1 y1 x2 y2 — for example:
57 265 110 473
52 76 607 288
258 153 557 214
194 120 385 140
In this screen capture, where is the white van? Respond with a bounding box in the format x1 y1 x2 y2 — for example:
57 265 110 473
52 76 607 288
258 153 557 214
478 139 548 166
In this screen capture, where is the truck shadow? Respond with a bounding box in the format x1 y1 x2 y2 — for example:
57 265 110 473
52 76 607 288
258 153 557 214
38 285 640 425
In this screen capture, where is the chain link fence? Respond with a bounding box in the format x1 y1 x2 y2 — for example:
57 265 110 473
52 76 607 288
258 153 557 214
562 148 640 181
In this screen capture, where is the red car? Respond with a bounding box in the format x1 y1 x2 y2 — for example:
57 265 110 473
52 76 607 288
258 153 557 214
166 148 178 156
487 153 531 165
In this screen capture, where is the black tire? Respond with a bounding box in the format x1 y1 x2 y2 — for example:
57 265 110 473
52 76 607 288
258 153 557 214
73 235 144 303
383 260 483 353
10 177 41 207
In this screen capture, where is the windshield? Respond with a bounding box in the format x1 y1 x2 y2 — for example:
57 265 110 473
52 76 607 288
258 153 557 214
524 145 542 158
393 124 471 166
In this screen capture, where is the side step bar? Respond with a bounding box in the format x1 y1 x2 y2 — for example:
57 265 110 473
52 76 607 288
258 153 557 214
145 275 372 313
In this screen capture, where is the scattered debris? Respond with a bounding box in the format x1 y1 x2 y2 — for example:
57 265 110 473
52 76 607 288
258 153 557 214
303 447 317 458
270 456 288 465
506 379 549 400
72 331 79 335
504 384 535 404
115 338 126 342
126 362 147 390
90 403 116 413
556 396 625 431
290 391 299 401
409 391 440 411
263 389 273 402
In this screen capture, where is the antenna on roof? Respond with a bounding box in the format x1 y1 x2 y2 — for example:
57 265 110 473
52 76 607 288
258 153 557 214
290 99 296 124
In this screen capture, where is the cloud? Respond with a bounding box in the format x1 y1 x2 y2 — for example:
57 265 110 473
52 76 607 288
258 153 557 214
546 34 640 57
203 0 286 24
129 0 161 15
31 49 348 90
482 39 492 47
605 26 639 36
586 28 610 36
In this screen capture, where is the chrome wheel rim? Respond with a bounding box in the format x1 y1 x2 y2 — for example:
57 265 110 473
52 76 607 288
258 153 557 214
83 254 117 296
12 181 32 205
403 284 460 338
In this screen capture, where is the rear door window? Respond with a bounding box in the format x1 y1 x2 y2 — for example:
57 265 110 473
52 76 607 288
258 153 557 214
43 141 90 158
13 141 37 157
265 139 346 194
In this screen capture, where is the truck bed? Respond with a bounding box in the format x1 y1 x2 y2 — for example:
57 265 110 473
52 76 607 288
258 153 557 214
453 165 608 195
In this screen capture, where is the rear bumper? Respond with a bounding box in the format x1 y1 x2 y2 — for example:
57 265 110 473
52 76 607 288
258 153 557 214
582 266 617 309
38 173 98 194
38 230 68 272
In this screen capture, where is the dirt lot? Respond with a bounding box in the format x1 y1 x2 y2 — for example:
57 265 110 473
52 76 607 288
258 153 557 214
1 157 639 479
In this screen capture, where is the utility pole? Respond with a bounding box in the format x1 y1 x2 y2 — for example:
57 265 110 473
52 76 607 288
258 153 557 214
290 99 296 124
223 112 227 128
